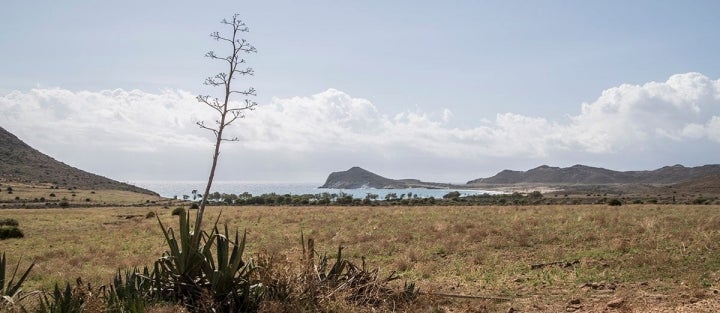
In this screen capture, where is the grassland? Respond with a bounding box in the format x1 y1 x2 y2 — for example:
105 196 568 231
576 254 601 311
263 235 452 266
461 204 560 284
0 182 169 207
1 204 720 312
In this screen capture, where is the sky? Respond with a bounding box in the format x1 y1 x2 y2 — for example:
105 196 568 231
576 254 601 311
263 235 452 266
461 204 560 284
1 1 720 183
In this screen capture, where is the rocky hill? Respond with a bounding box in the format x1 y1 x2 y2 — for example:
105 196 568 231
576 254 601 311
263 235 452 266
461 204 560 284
320 167 454 189
0 126 158 195
468 164 720 185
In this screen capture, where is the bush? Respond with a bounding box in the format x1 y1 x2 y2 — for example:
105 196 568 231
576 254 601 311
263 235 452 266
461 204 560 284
0 226 24 239
443 191 461 200
145 211 156 219
59 200 70 208
171 207 185 216
189 203 199 210
0 219 19 227
693 197 708 205
608 199 622 206
528 191 543 199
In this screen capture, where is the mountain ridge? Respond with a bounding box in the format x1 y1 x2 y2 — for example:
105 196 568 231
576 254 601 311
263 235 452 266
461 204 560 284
467 164 720 185
0 126 158 195
320 164 720 191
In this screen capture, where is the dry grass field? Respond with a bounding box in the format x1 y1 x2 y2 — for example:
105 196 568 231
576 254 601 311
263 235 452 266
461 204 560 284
0 182 167 207
2 204 720 312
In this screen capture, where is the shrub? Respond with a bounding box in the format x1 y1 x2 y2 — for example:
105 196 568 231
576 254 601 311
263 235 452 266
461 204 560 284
145 211 156 219
693 197 708 205
59 200 70 208
0 226 24 239
0 219 19 227
189 203 199 210
443 191 461 200
528 191 543 198
608 199 622 206
171 207 185 216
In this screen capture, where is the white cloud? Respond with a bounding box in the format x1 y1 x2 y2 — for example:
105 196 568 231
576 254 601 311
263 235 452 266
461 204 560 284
0 88 213 152
567 72 720 151
1 72 719 181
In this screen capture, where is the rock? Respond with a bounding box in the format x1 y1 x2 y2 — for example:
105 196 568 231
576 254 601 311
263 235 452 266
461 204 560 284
607 297 625 308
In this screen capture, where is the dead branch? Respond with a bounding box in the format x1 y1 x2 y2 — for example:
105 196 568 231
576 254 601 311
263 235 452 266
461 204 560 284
530 259 580 270
419 291 512 301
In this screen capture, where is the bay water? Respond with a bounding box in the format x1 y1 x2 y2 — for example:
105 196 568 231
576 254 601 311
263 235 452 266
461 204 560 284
132 181 502 199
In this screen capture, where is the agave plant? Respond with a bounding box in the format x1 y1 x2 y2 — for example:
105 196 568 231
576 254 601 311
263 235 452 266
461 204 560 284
199 225 259 311
154 211 259 311
105 268 152 313
36 283 85 313
0 252 35 309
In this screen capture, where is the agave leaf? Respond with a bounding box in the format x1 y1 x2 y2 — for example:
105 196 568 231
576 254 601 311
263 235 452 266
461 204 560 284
228 229 247 273
328 246 346 281
216 228 229 273
0 252 34 299
0 253 5 295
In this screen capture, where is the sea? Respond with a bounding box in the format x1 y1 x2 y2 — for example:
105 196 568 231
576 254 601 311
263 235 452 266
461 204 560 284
131 181 503 199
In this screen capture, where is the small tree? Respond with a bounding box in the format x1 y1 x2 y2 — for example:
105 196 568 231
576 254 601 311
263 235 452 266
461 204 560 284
194 14 257 234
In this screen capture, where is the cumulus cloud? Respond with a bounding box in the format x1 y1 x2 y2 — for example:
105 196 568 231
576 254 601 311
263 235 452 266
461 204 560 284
0 88 213 152
1 72 719 181
567 72 720 152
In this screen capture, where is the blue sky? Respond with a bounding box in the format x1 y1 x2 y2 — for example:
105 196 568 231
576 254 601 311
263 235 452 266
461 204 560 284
2 1 720 183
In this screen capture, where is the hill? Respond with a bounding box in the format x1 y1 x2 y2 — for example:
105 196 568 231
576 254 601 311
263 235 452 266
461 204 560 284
320 167 454 189
468 164 720 185
0 126 158 195
663 174 720 195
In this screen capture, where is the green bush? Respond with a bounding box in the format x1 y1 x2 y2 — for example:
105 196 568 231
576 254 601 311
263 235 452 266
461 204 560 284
0 219 19 227
608 199 622 206
443 191 461 200
171 207 185 216
0 226 24 240
693 197 708 205
189 203 199 210
145 211 156 219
